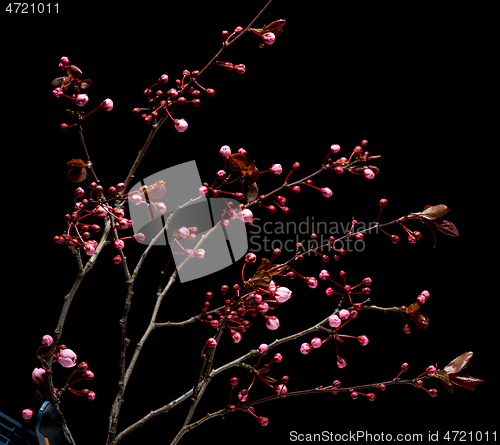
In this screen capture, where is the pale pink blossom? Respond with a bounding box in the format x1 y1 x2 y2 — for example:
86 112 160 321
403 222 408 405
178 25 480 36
363 168 375 180
259 343 268 354
155 202 167 213
239 208 253 223
129 194 143 205
269 164 282 175
194 249 205 259
83 240 97 256
265 315 280 330
41 335 53 346
319 269 330 280
330 144 341 153
300 342 313 355
219 145 231 159
75 94 89 107
32 367 46 385
114 239 125 249
174 118 188 132
328 314 341 328
275 286 292 303
52 87 64 98
262 32 275 45
177 227 190 238
22 409 33 421
199 185 208 195
58 348 77 368
100 98 113 111
311 337 322 348
339 309 350 320
134 233 145 243
321 187 333 198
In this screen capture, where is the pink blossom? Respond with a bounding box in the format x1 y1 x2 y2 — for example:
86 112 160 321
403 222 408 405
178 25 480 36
420 290 430 300
337 357 347 368
275 286 292 303
417 295 426 305
363 168 375 180
114 239 125 250
245 253 257 263
92 205 107 217
205 338 217 348
270 164 282 175
238 148 247 155
265 315 280 330
300 342 313 355
306 277 318 288
253 293 262 303
22 409 33 421
330 144 341 153
262 32 276 45
328 314 341 328
177 227 190 238
319 269 329 280
219 145 231 159
258 416 269 426
174 118 188 132
238 390 248 402
129 194 143 205
338 309 350 320
113 255 122 264
32 367 46 386
216 169 226 179
186 249 194 258
100 98 113 111
58 348 77 368
194 249 205 259
83 240 97 256
321 187 333 198
75 94 89 107
230 330 242 343
357 335 369 346
85 391 96 401
155 202 167 214
273 353 283 363
199 185 208 195
275 383 287 396
259 343 269 354
239 208 253 223
82 370 94 380
134 232 145 243
311 337 322 348
41 335 53 346
52 87 64 98
257 302 269 313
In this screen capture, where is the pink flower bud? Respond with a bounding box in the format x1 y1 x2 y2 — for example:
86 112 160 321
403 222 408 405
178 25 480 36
253 293 262 303
22 409 33 421
92 205 107 217
311 337 322 348
32 367 46 385
357 335 369 346
306 277 318 288
417 295 426 305
219 145 231 159
114 239 125 249
230 330 242 343
275 383 287 397
83 241 97 256
174 118 188 132
265 315 280 330
245 253 257 263
275 286 292 303
238 390 248 402
134 232 145 243
273 353 283 363
113 255 122 264
41 335 53 346
319 269 329 280
321 187 333 198
52 87 64 98
155 202 167 214
420 290 430 300
363 168 375 180
75 94 89 107
234 64 246 74
195 249 205 259
337 357 347 368
100 98 113 111
257 302 269 313
177 227 190 238
262 32 276 45
58 348 77 368
338 309 350 320
239 208 253 223
300 342 313 355
82 370 94 380
85 391 96 401
158 74 169 83
330 144 341 154
259 343 268 354
270 164 282 175
199 185 208 195
206 338 217 348
258 416 269 426
328 314 341 328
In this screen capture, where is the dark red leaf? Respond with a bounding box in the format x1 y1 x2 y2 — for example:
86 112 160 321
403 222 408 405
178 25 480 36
449 373 484 392
432 218 459 237
267 263 289 276
51 76 65 89
68 65 82 78
257 258 271 271
409 311 429 329
68 167 87 183
435 369 453 393
80 79 92 89
244 162 259 184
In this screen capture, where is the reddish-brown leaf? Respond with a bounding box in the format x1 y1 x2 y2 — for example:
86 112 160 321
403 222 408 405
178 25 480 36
409 311 429 329
435 369 454 393
267 263 289 276
67 158 87 168
250 270 272 288
419 204 449 221
432 218 459 237
253 19 287 37
51 76 65 89
407 303 420 313
68 65 82 78
79 79 92 89
228 153 248 174
444 351 473 375
257 258 271 271
242 181 259 202
449 373 484 392
67 167 87 183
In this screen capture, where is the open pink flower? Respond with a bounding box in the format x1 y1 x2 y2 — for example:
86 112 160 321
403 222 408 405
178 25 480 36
58 348 77 368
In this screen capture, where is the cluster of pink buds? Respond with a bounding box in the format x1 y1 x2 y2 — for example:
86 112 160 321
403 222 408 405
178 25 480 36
301 307 368 369
377 198 422 244
23 335 95 422
171 226 205 259
320 270 371 307
321 140 380 177
132 69 216 132
53 182 144 263
51 57 113 131
226 344 287 426
400 290 431 333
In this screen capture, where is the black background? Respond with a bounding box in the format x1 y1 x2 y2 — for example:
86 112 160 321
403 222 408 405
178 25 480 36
1 2 493 444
